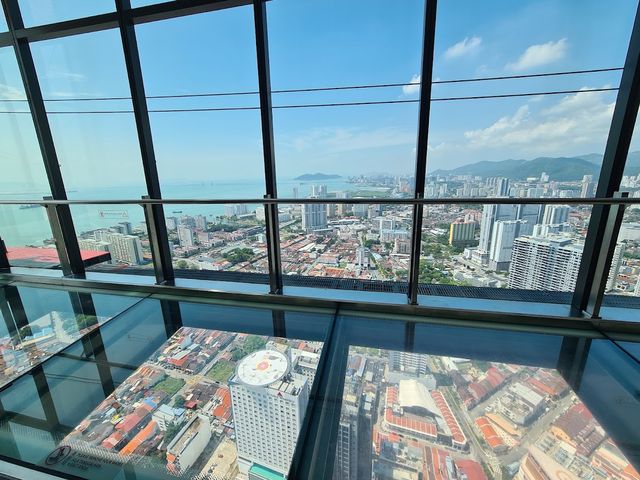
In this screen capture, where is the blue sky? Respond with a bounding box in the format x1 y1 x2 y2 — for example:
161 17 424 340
0 0 639 195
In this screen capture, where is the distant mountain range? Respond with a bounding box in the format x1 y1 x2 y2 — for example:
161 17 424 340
431 151 640 181
294 173 342 181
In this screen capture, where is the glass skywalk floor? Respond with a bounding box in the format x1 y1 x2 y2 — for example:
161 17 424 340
0 282 637 480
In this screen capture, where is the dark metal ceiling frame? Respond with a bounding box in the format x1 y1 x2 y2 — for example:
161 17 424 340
0 0 253 47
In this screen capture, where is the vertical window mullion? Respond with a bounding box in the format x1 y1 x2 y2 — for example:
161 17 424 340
116 0 174 284
408 0 438 305
253 0 283 294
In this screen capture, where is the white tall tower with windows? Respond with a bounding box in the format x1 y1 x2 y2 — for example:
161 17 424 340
230 349 309 477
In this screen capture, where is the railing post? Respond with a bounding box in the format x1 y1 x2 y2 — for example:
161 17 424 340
0 237 9 271
143 196 175 284
572 2 640 314
408 0 438 305
2 0 85 277
254 0 283 294
43 197 85 276
117 0 175 285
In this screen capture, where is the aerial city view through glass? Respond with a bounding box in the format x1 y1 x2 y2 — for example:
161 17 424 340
336 346 640 480
41 327 323 479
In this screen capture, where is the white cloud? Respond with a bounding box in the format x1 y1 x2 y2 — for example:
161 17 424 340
402 74 421 95
0 84 24 101
44 71 87 81
287 126 416 154
444 36 482 59
506 38 568 71
463 87 614 152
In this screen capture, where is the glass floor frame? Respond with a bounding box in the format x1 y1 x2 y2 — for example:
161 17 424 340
0 281 637 480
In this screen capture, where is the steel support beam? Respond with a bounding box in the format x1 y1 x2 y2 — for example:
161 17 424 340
407 0 438 305
253 0 283 294
117 0 174 285
2 0 85 277
572 3 640 314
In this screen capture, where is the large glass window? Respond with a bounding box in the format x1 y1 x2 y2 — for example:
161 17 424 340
164 203 268 276
17 1 114 27
0 47 50 198
71 204 154 273
136 7 266 200
0 10 8 31
419 203 592 298
268 0 424 199
281 201 413 284
426 0 636 190
0 47 56 264
604 119 640 305
30 29 147 199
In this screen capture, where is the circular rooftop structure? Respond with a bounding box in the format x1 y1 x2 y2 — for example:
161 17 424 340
236 349 290 387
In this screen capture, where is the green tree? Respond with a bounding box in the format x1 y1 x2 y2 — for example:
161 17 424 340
173 395 186 408
223 248 254 264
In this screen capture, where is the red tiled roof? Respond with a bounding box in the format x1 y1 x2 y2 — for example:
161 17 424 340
431 390 466 446
475 417 504 450
116 414 143 433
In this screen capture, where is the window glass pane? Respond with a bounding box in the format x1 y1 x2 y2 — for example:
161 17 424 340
0 205 59 268
18 1 114 27
30 29 147 199
136 7 265 199
165 203 268 276
0 10 7 31
281 200 413 284
419 203 592 298
0 47 50 196
426 0 636 193
606 120 640 306
268 0 424 199
71 204 154 273
0 284 141 389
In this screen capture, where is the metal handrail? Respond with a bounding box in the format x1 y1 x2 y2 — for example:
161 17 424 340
0 195 637 206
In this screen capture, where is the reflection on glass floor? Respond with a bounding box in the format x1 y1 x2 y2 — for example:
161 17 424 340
0 285 142 389
0 283 637 480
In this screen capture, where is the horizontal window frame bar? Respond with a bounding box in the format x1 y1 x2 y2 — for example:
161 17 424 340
0 0 253 47
0 196 636 206
3 273 640 338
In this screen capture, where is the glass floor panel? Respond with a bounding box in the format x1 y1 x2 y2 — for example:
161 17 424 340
0 283 637 480
0 285 334 480
295 315 640 480
0 284 144 390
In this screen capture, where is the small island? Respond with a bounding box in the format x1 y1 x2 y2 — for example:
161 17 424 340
294 173 342 181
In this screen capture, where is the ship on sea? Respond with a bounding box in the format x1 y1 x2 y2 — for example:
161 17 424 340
19 204 41 210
